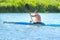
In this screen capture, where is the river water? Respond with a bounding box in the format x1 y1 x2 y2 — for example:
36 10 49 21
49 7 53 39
0 13 60 40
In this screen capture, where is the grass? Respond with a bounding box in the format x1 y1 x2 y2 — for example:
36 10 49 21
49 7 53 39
0 0 60 13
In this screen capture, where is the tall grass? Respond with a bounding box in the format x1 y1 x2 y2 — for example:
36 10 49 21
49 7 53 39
0 0 60 13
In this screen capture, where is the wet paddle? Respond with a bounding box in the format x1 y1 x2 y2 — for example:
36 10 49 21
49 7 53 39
25 4 33 21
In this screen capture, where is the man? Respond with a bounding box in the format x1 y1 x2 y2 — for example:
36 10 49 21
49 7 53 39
30 10 41 24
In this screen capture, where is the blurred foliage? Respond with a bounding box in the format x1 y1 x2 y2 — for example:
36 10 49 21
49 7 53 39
0 0 60 13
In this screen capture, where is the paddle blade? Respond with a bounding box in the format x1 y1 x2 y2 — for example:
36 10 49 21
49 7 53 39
25 4 30 10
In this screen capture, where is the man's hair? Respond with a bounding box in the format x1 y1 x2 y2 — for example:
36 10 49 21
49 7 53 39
34 10 38 13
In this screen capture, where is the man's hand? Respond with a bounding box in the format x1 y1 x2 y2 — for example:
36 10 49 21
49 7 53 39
30 20 33 22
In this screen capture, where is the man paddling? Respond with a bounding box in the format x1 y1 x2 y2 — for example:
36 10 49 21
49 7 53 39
25 4 43 24
30 10 41 24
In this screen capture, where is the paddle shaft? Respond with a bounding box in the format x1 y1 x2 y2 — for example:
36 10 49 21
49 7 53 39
25 4 33 21
29 13 33 21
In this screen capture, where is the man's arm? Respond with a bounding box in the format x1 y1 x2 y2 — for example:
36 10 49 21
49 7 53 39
30 15 36 17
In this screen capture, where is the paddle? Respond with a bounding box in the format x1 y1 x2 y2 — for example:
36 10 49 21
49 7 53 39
25 4 33 21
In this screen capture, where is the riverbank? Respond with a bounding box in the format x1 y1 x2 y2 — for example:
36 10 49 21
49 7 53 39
0 0 60 13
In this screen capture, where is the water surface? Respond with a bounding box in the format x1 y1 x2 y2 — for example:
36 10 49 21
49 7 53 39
0 13 60 40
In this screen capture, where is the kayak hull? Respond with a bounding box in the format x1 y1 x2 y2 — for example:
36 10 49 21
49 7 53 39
4 22 45 25
3 21 60 26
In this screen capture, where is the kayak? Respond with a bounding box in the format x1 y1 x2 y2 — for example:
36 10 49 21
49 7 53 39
46 24 60 26
3 21 60 26
3 21 45 25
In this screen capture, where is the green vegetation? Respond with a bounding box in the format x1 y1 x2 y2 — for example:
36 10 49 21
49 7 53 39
0 0 60 13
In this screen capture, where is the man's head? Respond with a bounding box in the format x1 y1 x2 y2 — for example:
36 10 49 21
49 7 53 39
34 10 38 13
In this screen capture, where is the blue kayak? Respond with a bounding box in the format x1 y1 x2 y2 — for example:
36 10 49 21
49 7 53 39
4 21 45 25
3 21 60 26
